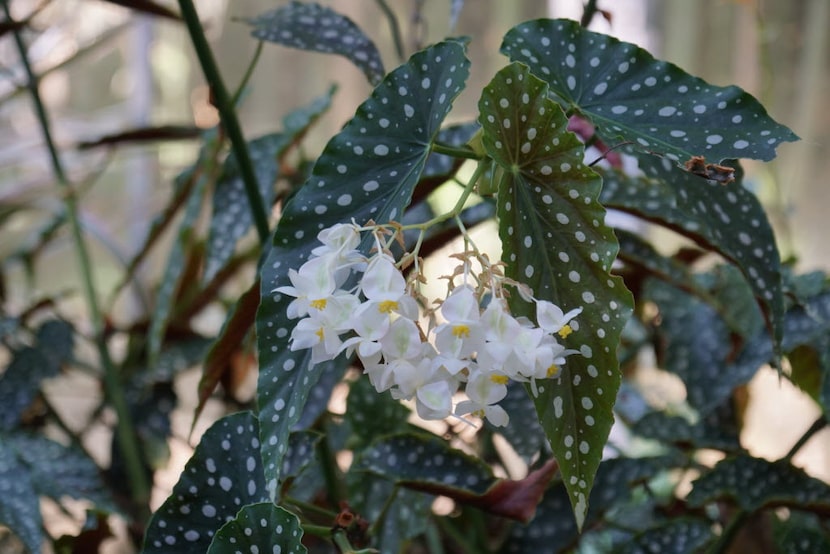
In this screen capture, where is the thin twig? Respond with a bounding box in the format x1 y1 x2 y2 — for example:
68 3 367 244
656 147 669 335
177 0 271 244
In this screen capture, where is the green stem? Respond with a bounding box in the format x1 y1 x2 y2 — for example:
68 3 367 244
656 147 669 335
232 40 264 106
431 141 482 160
317 428 346 508
3 0 150 513
283 496 339 520
407 160 487 231
374 0 405 62
580 0 600 27
302 524 332 539
177 0 270 244
784 414 828 461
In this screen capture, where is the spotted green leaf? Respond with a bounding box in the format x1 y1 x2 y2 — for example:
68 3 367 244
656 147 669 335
479 62 632 529
774 518 830 554
206 503 306 554
345 376 410 448
249 1 385 85
256 40 470 499
501 19 797 165
5 434 117 513
632 412 741 452
486 381 546 463
645 279 752 416
687 454 830 512
600 156 784 358
142 412 268 553
204 89 335 284
354 432 494 495
617 518 714 554
0 320 72 431
501 457 673 553
0 440 42 554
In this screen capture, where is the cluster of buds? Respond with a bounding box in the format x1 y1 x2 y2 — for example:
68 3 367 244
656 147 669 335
275 222 582 427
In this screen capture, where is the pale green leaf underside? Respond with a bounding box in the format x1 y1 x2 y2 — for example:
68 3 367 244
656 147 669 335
256 40 470 499
479 62 632 529
501 19 798 165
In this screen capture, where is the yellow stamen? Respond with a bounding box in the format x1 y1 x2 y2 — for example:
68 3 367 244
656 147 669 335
558 324 573 338
547 364 561 378
310 298 327 310
490 374 509 385
452 324 471 338
378 300 399 313
472 409 486 418
315 327 324 341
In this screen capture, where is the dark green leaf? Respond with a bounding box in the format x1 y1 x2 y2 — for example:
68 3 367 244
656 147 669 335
687 454 830 511
354 432 494 496
256 40 469 498
501 19 797 164
281 431 321 483
249 1 385 85
501 456 673 553
345 376 410 448
645 279 744 416
632 412 741 452
34 319 73 363
774 517 830 554
479 61 632 528
142 412 268 553
0 348 58 430
0 440 42 554
617 518 714 554
206 503 306 554
601 155 784 359
353 433 557 523
6 434 116 512
347 474 432 554
486 381 546 464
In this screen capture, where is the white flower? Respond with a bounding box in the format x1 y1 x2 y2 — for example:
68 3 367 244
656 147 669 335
275 256 337 319
435 286 484 359
359 255 419 319
536 300 582 338
287 292 359 363
414 379 454 420
455 369 510 427
477 297 522 371
339 301 391 360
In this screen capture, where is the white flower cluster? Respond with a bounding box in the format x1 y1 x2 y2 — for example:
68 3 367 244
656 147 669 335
276 223 582 427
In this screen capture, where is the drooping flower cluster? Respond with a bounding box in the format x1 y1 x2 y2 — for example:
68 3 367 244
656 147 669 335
275 222 583 427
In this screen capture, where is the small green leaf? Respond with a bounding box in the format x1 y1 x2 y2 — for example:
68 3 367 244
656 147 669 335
501 19 797 164
479 61 632 529
206 503 306 554
249 1 385 85
142 412 268 553
617 518 714 554
687 454 830 512
601 156 784 358
0 440 42 554
256 40 469 499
